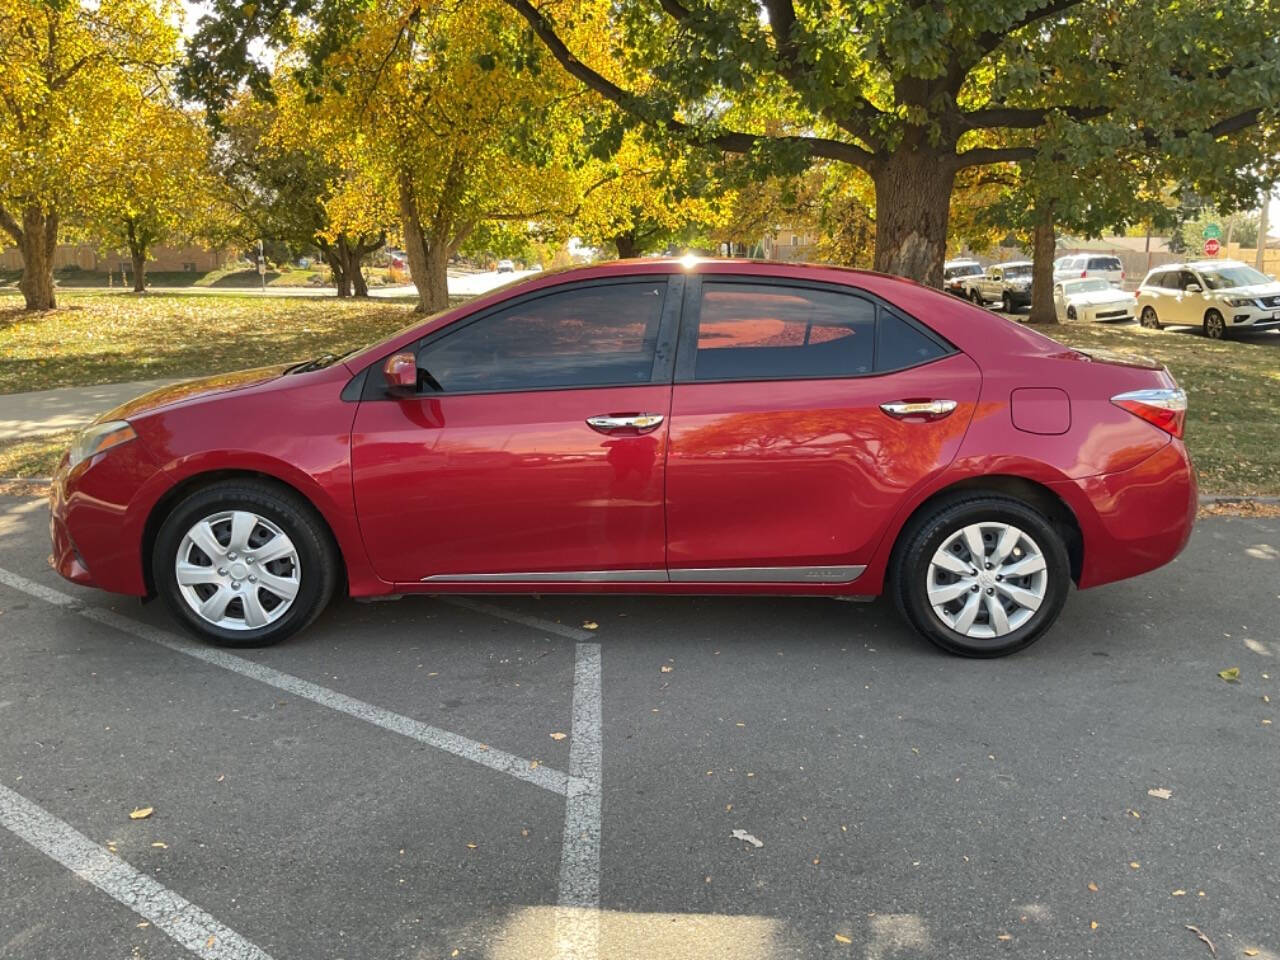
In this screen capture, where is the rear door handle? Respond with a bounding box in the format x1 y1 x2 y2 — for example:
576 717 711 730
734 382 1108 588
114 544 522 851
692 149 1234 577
586 413 665 434
880 400 957 419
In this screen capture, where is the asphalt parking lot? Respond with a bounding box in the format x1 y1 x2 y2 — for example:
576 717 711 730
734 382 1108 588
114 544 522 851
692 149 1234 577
1 493 1277 960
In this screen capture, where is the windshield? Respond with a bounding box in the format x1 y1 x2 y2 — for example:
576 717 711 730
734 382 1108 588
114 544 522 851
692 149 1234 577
1004 264 1032 278
946 264 982 278
1066 279 1111 294
1200 265 1270 290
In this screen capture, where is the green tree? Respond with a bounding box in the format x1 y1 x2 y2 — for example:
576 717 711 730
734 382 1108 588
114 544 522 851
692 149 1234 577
0 0 179 309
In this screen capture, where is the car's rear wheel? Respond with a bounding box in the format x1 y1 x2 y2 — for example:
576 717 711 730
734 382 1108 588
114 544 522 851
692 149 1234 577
154 480 337 647
891 496 1071 657
1203 310 1227 339
1140 306 1161 329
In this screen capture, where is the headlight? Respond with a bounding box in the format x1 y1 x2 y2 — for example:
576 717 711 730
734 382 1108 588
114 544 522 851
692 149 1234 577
1226 297 1257 307
68 420 136 469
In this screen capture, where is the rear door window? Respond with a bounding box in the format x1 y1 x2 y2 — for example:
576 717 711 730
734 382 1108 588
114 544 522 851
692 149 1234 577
1089 257 1122 272
681 282 950 382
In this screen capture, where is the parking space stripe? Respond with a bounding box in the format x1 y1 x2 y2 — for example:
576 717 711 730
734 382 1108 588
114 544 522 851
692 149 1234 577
0 568 570 796
0 783 273 960
442 597 598 641
554 641 603 958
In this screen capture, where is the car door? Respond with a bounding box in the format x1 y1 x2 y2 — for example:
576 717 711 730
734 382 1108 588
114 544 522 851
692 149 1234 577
1173 269 1203 325
350 275 680 584
663 277 982 582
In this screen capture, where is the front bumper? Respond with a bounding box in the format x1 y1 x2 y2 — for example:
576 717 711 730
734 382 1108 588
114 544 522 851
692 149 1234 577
48 441 172 596
1229 307 1280 330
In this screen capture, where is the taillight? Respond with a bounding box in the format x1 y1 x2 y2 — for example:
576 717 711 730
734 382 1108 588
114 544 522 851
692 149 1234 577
1081 270 1087 278
1111 388 1187 439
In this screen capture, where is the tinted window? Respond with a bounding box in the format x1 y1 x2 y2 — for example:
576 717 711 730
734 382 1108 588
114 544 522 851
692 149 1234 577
1089 257 1122 271
692 284 875 381
877 310 948 370
417 281 666 393
1178 270 1199 290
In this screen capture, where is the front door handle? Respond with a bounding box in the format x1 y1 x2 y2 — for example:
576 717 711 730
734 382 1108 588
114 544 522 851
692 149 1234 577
586 413 665 434
880 399 957 420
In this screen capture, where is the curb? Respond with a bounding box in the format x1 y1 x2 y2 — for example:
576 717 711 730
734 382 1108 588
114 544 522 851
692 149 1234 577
1199 494 1280 505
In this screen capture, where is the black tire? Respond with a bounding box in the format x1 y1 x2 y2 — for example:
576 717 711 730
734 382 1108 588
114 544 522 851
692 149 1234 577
890 495 1071 658
969 289 983 305
1203 310 1226 340
153 479 338 647
1140 306 1161 330
999 292 1009 313
1066 306 1077 321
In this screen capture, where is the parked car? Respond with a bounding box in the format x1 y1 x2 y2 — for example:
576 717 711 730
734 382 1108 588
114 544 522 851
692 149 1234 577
50 260 1194 658
943 259 983 297
1053 277 1138 323
967 261 1033 311
1053 254 1125 287
1135 260 1280 338
496 259 515 273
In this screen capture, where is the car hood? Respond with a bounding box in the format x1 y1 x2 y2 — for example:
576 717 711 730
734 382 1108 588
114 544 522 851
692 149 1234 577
1067 290 1135 306
95 365 291 425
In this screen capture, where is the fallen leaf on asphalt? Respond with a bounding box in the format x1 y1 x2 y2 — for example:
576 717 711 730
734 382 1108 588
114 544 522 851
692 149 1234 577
1173 889 1187 896
1185 924 1217 957
1148 788 1173 799
549 732 567 740
1218 667 1240 682
997 934 1012 941
1090 921 1098 930
1245 950 1259 956
660 664 673 673
731 829 763 848
582 621 598 630
129 807 154 820
136 922 149 928
521 828 529 837
451 951 459 958
812 857 820 865
1129 862 1141 869
834 934 852 944
205 937 216 949
151 842 167 849
1087 882 1098 892
529 760 539 769
466 843 477 849
216 775 225 783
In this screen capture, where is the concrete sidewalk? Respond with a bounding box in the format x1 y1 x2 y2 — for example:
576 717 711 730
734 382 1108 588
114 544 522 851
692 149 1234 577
0 379 182 440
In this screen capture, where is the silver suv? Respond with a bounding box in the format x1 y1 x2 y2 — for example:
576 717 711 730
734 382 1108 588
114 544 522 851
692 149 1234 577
1136 260 1280 338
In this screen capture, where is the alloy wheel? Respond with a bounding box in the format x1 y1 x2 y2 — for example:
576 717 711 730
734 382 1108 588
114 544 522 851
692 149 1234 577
174 510 301 630
1204 311 1225 339
926 522 1047 639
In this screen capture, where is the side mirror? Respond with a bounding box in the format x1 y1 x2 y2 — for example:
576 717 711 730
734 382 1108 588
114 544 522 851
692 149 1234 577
1185 283 1202 294
383 351 417 395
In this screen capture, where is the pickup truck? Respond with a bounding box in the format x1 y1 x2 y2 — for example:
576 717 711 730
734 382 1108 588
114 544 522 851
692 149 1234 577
965 260 1033 312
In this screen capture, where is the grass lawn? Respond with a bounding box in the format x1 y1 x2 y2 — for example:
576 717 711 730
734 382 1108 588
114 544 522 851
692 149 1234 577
2 290 1277 494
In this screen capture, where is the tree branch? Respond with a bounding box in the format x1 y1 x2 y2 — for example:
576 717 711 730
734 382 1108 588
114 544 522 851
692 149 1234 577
0 204 23 245
969 0 1089 61
502 0 875 169
954 145 1037 169
961 104 1110 130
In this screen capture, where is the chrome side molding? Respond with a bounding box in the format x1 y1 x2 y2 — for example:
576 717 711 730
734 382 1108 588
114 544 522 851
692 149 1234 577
421 565 865 584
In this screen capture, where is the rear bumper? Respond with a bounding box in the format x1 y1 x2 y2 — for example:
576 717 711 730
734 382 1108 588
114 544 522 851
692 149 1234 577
1050 439 1197 589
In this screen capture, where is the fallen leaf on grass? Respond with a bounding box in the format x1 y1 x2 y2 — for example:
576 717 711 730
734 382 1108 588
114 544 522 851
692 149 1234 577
834 934 852 944
1218 667 1240 682
731 828 763 848
129 807 154 820
1147 787 1173 799
582 621 598 630
1185 924 1217 957
549 732 567 740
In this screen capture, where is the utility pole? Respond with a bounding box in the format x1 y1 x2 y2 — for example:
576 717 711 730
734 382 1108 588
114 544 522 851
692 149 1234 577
1257 188 1270 273
258 239 267 292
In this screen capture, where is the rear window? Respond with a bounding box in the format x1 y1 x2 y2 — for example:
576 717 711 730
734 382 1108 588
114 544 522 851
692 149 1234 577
1089 257 1122 271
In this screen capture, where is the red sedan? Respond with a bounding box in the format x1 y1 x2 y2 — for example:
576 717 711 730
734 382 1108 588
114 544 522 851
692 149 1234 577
49 260 1195 656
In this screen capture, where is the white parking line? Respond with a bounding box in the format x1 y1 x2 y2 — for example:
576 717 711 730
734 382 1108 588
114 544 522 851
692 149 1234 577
0 783 273 960
0 568 569 796
554 641 603 958
442 597 598 641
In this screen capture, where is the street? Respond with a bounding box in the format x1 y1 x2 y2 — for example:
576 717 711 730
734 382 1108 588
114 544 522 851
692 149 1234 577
1 494 1276 959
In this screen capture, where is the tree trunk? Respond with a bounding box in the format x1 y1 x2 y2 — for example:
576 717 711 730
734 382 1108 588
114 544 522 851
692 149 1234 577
318 239 351 297
124 218 148 292
399 174 451 313
351 257 369 298
613 233 639 260
1028 205 1058 324
6 207 59 311
871 150 955 288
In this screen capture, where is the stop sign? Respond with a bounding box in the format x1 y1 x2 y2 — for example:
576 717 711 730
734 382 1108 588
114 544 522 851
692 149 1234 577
1204 238 1221 256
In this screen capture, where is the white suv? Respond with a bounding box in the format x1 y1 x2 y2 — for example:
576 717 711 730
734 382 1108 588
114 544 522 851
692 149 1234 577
1053 254 1125 286
1136 260 1280 339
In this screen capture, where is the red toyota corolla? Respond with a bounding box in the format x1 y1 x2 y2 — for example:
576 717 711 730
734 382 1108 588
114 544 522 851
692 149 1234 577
49 260 1195 656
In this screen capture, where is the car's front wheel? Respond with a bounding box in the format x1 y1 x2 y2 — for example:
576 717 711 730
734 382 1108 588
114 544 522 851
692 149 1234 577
1203 310 1227 340
891 496 1071 657
153 479 337 647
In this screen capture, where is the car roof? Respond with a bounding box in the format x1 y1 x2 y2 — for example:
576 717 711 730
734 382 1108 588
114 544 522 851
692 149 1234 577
944 258 980 266
1147 259 1247 274
993 260 1032 268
